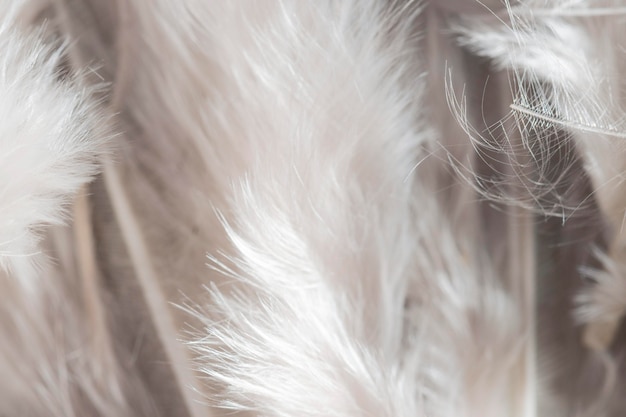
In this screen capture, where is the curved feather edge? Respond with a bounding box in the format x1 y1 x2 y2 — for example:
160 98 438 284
450 0 626 413
175 1 534 416
453 0 626 349
0 0 159 415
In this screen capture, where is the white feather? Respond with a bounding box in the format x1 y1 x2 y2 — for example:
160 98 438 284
0 1 158 416
454 0 626 349
452 0 626 413
164 2 533 416
0 1 107 277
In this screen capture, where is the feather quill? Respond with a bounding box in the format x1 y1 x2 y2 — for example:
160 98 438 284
464 0 626 347
452 0 626 413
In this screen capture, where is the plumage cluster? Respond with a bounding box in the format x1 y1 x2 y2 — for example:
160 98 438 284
1 0 625 416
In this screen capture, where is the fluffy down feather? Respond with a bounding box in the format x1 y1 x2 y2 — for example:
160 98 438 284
0 1 107 276
7 0 612 417
454 0 626 414
0 1 159 416
168 2 531 417
46 0 539 415
455 1 626 346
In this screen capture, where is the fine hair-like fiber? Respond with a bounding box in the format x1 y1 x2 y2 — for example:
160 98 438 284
0 0 625 416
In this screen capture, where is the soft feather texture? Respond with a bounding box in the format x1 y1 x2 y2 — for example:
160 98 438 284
4 0 537 415
170 2 530 417
456 1 626 327
53 0 534 415
0 1 154 416
0 2 107 275
455 0 626 414
6 0 626 416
